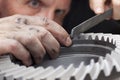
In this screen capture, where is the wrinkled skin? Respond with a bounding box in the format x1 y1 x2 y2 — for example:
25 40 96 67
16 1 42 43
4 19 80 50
0 15 73 66
0 0 72 66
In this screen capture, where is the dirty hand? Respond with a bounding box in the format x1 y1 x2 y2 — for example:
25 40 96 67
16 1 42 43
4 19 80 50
89 0 120 20
0 15 72 66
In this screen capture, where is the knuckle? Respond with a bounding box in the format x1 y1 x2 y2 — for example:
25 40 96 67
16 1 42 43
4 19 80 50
12 15 25 21
42 30 50 37
24 35 36 45
41 17 50 25
38 16 55 27
14 16 28 25
28 26 40 33
39 28 50 37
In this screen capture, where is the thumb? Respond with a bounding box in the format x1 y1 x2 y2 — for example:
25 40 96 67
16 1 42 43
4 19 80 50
89 0 106 14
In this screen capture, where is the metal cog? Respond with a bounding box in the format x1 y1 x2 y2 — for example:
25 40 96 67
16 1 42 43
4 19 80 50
0 33 120 80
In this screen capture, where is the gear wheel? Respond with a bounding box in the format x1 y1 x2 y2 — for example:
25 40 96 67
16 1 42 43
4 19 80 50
0 33 120 80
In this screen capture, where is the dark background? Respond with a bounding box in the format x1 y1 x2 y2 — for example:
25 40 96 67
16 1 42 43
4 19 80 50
63 0 120 34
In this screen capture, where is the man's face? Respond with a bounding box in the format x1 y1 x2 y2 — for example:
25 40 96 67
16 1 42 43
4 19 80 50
0 0 71 25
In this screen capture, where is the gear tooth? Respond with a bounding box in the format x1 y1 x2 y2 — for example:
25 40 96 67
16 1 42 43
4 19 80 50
101 36 105 41
111 39 114 44
106 37 110 43
79 33 89 40
79 36 85 40
101 66 118 80
112 39 116 45
95 35 99 40
105 53 111 58
88 35 93 40
89 59 95 68
114 41 117 46
109 38 114 44
78 34 85 40
2 33 120 80
98 57 104 62
97 66 119 80
90 59 95 64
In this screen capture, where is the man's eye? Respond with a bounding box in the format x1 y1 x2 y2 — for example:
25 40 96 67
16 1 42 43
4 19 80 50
55 9 65 16
28 0 40 8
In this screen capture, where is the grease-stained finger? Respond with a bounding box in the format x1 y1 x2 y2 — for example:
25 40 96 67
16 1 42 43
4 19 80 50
0 38 32 66
11 31 46 64
26 26 60 59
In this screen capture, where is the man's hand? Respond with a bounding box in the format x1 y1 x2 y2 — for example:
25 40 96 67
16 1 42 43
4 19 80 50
0 15 72 66
89 0 120 20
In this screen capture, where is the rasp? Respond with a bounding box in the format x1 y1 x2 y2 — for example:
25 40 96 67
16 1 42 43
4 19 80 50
71 9 113 38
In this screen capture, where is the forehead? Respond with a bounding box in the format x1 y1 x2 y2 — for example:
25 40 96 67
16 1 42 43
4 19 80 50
40 0 71 9
55 0 71 9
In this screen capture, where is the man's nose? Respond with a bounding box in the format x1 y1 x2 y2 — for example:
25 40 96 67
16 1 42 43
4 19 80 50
36 9 55 20
46 10 54 20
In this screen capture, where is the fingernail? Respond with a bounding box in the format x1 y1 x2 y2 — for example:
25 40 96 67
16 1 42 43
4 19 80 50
65 37 72 46
95 8 104 14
